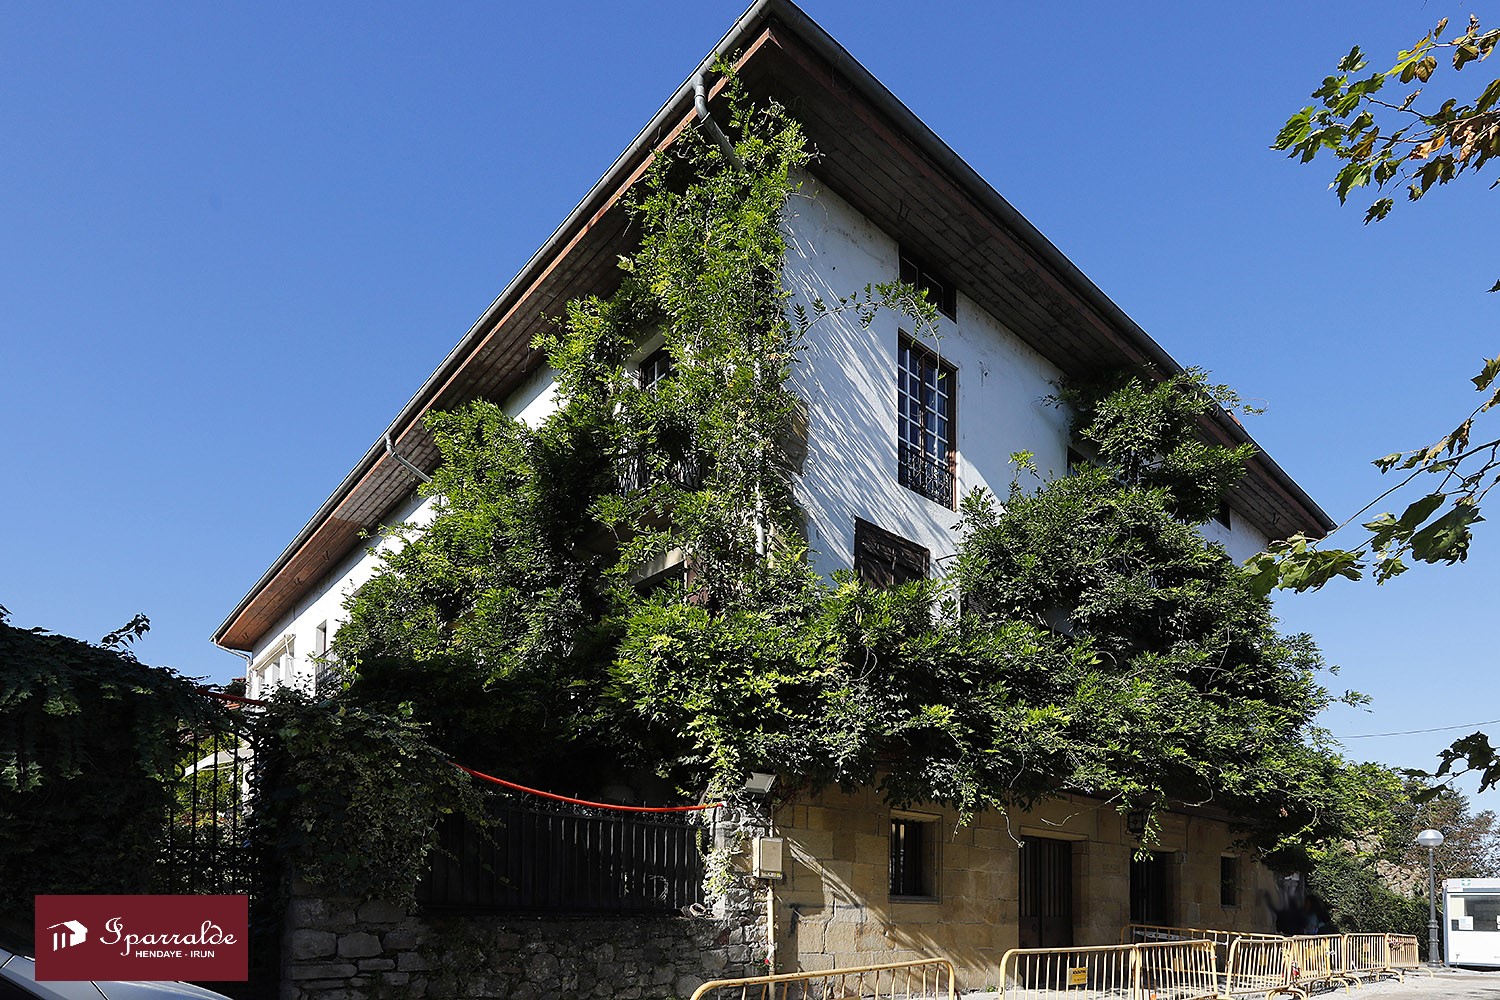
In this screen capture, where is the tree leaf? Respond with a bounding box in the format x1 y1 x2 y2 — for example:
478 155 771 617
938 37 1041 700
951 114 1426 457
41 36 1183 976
1474 356 1500 391
1407 501 1484 563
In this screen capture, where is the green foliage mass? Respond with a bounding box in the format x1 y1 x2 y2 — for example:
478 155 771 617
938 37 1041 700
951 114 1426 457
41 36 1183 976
0 606 229 921
1298 778 1495 956
1307 848 1427 944
1376 778 1500 884
250 692 479 908
334 80 1385 861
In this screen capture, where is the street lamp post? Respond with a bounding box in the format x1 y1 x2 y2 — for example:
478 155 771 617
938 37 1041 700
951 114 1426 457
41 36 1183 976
1416 828 1446 967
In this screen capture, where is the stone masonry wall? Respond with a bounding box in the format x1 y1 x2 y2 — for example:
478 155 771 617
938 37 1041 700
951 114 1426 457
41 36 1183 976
773 788 1284 991
281 808 770 1000
281 890 764 1000
281 888 765 1000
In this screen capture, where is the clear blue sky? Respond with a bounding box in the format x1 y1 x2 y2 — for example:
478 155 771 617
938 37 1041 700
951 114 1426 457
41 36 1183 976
2 2 1493 796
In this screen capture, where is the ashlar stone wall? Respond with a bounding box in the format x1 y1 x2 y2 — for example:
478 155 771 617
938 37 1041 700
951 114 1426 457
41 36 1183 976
771 788 1284 992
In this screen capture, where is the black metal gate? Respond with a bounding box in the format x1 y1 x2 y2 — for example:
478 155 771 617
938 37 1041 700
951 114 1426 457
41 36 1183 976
1130 852 1172 924
158 701 260 896
419 798 705 915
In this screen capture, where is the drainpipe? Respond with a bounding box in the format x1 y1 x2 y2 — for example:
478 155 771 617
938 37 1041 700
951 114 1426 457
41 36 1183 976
223 647 253 694
693 73 744 170
384 431 432 484
765 879 776 974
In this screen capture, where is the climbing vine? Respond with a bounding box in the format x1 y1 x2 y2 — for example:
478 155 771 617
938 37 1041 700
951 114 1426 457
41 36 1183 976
0 607 231 920
334 75 1388 864
250 691 480 907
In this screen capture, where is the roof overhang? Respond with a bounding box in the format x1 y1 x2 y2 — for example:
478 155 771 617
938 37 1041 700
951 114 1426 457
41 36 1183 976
214 0 1333 652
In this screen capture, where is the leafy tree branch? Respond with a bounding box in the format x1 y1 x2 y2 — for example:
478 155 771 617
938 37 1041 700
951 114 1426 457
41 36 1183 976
1265 12 1500 795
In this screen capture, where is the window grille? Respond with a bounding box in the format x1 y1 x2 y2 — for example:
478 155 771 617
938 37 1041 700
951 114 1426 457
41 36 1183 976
898 336 956 508
899 249 956 320
890 816 935 898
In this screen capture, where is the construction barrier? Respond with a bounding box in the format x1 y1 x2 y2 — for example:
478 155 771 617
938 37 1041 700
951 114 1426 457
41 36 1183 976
1000 944 1138 1000
1343 933 1389 982
1222 937 1300 999
1286 935 1354 993
1121 923 1283 948
1134 939 1220 1000
1123 924 1284 988
690 958 955 1000
1385 933 1420 978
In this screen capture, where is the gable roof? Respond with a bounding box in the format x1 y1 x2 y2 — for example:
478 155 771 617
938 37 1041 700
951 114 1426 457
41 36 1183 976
214 0 1333 652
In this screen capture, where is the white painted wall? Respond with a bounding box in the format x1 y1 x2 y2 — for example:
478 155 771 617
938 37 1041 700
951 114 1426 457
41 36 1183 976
782 175 1072 578
246 177 1270 691
246 491 439 699
1201 511 1269 566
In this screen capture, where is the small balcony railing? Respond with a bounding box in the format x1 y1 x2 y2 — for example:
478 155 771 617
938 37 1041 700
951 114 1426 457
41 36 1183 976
898 441 953 506
620 451 705 494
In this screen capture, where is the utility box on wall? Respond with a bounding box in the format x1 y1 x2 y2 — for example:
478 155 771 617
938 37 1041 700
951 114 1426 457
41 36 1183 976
752 837 784 879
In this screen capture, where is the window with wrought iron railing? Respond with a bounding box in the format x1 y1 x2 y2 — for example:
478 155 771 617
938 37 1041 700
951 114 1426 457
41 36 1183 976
898 335 956 508
622 346 705 493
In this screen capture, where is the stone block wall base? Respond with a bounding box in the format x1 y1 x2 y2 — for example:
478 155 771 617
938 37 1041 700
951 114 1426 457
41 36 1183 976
280 886 765 1000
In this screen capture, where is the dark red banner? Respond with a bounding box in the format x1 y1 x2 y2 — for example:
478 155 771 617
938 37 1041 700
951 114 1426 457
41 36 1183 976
34 895 248 982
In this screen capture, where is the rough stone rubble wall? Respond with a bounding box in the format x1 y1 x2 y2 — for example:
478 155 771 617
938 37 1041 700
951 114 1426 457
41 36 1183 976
280 808 771 1000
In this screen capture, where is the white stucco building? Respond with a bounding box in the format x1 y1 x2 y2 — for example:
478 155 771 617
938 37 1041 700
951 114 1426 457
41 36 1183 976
214 5 1319 688
214 0 1337 973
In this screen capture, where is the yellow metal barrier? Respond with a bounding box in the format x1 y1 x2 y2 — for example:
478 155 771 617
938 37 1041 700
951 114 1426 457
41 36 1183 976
1384 934 1420 980
1222 937 1302 1000
1342 933 1388 982
1122 923 1284 986
1134 939 1219 1000
690 958 956 1000
1287 935 1354 993
1121 923 1282 947
1000 944 1138 1000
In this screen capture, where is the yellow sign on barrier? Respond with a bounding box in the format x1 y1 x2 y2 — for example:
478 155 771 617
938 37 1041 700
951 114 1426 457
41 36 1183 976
1068 966 1087 986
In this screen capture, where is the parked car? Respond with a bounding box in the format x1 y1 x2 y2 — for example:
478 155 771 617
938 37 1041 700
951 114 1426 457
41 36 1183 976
0 946 232 1000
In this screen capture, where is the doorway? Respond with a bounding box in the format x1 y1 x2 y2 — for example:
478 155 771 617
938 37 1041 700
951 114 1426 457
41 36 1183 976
1019 837 1074 949
1130 852 1173 925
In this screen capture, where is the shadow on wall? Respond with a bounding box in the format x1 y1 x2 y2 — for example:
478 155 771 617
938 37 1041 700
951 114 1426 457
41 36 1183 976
780 185 1070 580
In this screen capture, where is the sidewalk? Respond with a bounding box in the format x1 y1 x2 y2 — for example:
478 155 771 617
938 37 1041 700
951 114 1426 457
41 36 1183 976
1355 968 1500 998
957 968 1500 1000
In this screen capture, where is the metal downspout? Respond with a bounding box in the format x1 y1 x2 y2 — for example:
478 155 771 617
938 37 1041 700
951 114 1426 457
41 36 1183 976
694 73 745 170
384 432 433 484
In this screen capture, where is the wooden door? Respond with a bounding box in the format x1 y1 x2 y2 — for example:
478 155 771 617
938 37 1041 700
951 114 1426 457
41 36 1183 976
1019 837 1074 949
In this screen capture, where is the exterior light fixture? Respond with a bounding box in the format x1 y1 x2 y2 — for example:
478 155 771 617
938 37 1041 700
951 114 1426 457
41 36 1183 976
1125 810 1147 839
742 772 776 796
1416 828 1445 966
